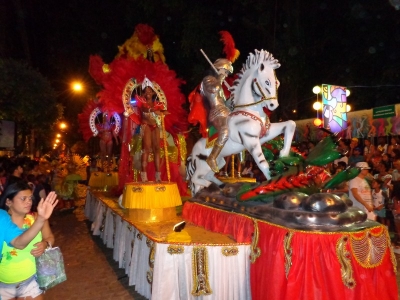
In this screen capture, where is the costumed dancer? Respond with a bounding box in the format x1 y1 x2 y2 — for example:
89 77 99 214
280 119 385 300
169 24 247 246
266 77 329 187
87 24 189 194
98 110 119 171
77 100 121 172
137 77 168 182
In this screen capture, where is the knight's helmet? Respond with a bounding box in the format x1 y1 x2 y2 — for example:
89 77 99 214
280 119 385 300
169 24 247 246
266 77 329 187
213 58 233 74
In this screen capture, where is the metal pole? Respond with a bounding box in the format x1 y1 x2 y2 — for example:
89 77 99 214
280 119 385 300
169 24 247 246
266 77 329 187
200 49 231 90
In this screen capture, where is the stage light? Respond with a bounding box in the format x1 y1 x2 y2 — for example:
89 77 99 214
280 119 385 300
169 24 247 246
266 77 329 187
346 89 351 97
313 118 322 127
312 86 321 94
346 104 351 112
313 101 322 110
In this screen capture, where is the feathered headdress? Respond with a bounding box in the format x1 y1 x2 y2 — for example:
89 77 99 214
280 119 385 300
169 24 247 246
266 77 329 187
141 76 154 90
116 24 166 63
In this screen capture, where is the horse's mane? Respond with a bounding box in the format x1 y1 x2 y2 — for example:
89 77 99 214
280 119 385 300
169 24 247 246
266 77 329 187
230 50 280 104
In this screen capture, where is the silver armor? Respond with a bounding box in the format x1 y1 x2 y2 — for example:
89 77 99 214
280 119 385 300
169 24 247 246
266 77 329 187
200 59 233 172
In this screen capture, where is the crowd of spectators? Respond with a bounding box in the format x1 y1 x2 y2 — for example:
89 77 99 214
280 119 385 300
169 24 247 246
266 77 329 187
296 136 400 249
0 157 53 206
234 136 400 249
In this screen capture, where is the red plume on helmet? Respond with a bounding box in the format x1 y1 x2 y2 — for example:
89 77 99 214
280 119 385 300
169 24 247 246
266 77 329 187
219 31 240 63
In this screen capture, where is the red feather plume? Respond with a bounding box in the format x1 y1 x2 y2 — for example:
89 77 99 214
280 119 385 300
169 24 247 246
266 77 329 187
77 99 101 142
219 31 240 62
135 24 157 46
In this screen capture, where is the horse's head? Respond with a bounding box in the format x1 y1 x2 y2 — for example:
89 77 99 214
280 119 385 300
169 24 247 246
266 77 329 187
251 50 280 111
231 50 281 112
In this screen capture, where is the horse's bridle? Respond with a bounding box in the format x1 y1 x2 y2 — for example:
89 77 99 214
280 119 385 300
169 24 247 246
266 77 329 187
233 79 277 109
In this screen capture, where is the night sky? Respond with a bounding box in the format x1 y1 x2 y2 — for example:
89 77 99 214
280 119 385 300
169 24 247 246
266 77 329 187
2 0 400 124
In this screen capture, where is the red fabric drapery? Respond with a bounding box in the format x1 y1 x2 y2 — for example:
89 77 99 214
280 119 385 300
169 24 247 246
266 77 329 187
251 222 398 300
182 202 254 243
182 202 398 300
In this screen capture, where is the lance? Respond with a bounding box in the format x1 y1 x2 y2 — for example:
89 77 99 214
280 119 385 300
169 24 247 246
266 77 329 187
200 49 231 90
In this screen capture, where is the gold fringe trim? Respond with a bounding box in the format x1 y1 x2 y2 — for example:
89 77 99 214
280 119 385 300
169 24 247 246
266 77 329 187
250 219 261 263
386 228 398 275
177 134 187 162
350 228 387 268
221 246 239 256
389 245 398 275
146 240 155 284
336 236 356 289
131 186 143 193
283 231 294 279
167 245 184 255
191 246 212 296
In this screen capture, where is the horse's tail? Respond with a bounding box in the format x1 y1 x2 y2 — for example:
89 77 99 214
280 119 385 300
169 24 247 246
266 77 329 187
186 154 196 195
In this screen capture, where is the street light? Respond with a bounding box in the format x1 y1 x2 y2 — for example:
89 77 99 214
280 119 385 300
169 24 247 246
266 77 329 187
60 122 67 130
313 102 322 110
71 81 84 93
312 86 321 94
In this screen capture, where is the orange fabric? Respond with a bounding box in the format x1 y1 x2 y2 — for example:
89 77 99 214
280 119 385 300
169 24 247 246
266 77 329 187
188 85 208 138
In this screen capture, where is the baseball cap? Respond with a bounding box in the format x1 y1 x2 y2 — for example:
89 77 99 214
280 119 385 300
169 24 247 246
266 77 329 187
351 137 359 142
355 162 371 169
354 147 362 152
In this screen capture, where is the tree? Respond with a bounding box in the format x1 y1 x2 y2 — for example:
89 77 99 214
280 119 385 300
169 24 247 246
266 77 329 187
0 58 63 154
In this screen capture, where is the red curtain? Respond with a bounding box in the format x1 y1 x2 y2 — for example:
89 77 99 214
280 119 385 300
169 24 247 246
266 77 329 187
251 222 398 300
182 202 253 243
182 202 398 300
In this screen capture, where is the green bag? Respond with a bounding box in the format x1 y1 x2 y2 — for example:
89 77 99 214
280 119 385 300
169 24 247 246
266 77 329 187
35 246 67 290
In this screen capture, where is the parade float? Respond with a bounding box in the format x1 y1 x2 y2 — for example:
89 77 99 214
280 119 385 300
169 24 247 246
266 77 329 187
82 26 398 300
182 49 398 299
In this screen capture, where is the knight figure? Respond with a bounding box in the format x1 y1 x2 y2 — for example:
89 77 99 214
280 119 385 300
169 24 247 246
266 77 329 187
201 58 233 173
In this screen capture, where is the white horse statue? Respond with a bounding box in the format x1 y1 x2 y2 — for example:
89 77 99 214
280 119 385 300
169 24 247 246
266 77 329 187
186 49 296 195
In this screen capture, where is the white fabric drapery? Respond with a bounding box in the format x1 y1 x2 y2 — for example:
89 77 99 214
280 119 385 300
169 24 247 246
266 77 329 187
86 192 251 300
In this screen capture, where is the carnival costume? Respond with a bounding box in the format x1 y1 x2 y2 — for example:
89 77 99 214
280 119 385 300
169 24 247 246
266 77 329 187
136 77 167 182
83 23 189 195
